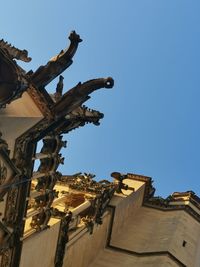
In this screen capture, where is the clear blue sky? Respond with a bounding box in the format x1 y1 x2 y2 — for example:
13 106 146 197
1 1 200 197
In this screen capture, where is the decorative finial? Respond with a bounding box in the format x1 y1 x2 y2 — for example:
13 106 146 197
54 75 64 102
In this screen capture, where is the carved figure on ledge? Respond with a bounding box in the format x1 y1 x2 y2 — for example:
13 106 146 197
35 172 61 191
81 216 94 235
65 105 104 126
111 172 132 193
30 208 52 231
34 190 59 208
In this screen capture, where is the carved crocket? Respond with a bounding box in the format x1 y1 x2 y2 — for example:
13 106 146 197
0 39 31 62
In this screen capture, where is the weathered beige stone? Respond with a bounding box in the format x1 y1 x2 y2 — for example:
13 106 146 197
89 249 178 267
18 177 200 267
64 213 111 267
20 222 60 267
0 92 43 155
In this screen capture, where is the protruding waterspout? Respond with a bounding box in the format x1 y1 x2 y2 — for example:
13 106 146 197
78 77 114 94
53 77 114 118
31 31 82 89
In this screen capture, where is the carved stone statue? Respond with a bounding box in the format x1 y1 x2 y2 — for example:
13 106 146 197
30 208 52 231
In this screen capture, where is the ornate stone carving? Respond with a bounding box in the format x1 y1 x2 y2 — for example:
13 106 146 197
53 77 114 119
0 162 7 186
111 172 130 193
81 216 94 235
0 133 9 154
0 43 29 108
13 146 26 171
54 211 72 267
54 75 64 102
0 39 31 62
147 196 170 207
3 187 19 227
55 105 104 136
35 172 61 191
60 172 129 225
34 190 59 209
30 208 52 231
1 249 12 267
0 29 114 267
61 173 113 194
0 134 20 202
67 105 104 126
0 222 16 254
31 31 82 89
29 134 66 233
27 86 53 118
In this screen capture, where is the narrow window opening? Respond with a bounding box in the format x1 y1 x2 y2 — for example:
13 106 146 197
182 240 187 247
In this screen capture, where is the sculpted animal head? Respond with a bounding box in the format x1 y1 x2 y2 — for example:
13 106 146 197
70 105 104 126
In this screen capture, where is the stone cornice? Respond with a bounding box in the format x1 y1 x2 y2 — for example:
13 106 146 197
126 173 155 201
125 173 200 224
107 205 186 267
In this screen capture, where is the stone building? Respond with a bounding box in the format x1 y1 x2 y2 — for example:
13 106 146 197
0 31 199 267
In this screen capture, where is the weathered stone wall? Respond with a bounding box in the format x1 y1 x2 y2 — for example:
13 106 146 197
18 178 200 267
110 180 145 242
63 212 111 267
20 221 60 267
89 249 178 267
111 206 200 267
